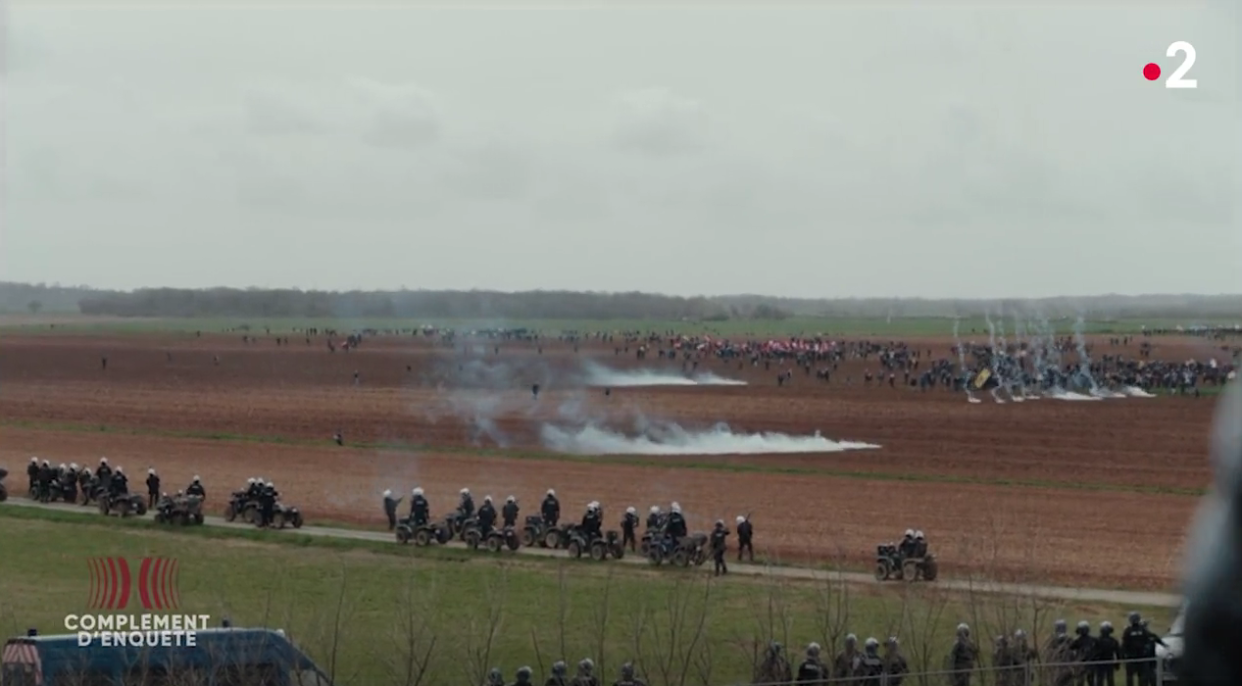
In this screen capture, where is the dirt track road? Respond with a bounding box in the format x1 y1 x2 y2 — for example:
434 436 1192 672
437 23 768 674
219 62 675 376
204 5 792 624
3 498 1181 609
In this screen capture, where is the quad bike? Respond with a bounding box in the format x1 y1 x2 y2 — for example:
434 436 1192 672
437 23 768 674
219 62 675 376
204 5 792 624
485 525 522 553
154 494 205 526
396 516 452 546
457 518 486 550
223 490 258 523
98 491 148 518
521 515 554 548
582 530 625 561
443 508 478 542
265 502 304 529
647 533 709 568
0 467 8 502
874 543 938 582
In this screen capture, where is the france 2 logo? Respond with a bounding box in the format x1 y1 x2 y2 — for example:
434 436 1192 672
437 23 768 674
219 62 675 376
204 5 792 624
1144 41 1198 89
87 557 182 611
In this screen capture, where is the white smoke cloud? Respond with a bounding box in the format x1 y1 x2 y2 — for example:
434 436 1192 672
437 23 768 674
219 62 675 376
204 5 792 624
581 361 745 387
540 421 879 456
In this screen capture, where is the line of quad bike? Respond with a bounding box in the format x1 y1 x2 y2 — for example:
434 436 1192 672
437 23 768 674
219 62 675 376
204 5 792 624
0 487 1181 609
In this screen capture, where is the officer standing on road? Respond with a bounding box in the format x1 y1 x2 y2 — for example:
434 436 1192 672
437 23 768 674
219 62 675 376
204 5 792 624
949 624 979 686
146 468 160 509
541 489 560 526
382 489 402 530
259 480 277 527
410 487 429 526
509 666 534 686
1070 621 1096 686
797 643 826 684
1093 621 1121 686
710 520 729 576
621 507 639 551
1120 613 1162 686
544 661 568 686
96 457 112 492
26 457 38 495
37 460 54 502
502 496 519 528
736 514 754 561
665 503 687 543
611 662 645 686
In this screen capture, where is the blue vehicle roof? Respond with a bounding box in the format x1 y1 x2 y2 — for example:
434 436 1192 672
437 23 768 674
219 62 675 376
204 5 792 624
6 628 319 673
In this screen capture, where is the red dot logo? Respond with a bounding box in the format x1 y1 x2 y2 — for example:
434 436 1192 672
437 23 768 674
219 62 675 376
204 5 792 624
1143 63 1161 81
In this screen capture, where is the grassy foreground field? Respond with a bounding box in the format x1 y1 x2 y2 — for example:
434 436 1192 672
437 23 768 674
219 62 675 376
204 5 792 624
0 508 1165 685
0 313 1228 337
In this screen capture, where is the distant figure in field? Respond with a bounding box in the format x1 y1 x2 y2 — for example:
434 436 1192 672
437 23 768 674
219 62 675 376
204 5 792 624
101 356 108 371
333 430 343 446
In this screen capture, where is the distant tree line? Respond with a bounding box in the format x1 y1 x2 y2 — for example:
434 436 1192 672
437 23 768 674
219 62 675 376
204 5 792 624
1 282 1240 322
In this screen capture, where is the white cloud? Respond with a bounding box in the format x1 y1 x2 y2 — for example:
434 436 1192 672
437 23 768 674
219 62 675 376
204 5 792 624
610 88 708 155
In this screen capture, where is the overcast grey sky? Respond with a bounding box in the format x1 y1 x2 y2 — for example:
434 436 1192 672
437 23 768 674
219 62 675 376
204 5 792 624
3 1 1238 298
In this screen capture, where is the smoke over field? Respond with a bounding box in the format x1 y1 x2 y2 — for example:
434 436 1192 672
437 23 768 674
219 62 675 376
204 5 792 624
540 421 879 455
582 362 746 387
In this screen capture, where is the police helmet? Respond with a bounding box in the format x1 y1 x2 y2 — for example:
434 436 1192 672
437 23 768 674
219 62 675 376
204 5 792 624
886 636 900 646
845 634 857 645
100 457 108 464
70 463 78 470
865 637 879 650
736 515 745 524
1100 621 1113 633
904 528 915 538
650 505 660 514
957 623 970 637
806 642 821 657
1077 620 1090 633
383 489 392 497
516 666 532 679
579 658 594 672
551 661 567 675
484 495 493 503
115 466 124 474
915 530 925 539
413 487 424 496
546 488 556 497
1054 619 1067 633
620 662 635 678
30 457 37 463
148 468 156 475
193 475 200 482
461 488 470 495
1128 611 1141 625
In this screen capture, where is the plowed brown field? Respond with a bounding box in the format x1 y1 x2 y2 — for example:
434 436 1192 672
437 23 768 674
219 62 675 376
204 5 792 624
0 331 1224 592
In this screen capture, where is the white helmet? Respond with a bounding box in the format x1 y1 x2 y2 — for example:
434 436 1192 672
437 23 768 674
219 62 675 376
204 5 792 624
915 530 925 539
484 495 493 503
70 463 78 470
193 475 200 482
30 457 37 463
41 460 49 467
650 505 660 514
671 503 682 514
115 466 124 474
546 488 555 496
626 506 636 515
904 529 915 538
266 480 274 487
413 487 424 496
736 515 745 524
148 468 156 475
383 489 392 497
58 463 66 470
247 478 256 484
100 457 108 464
460 488 470 495
506 496 516 503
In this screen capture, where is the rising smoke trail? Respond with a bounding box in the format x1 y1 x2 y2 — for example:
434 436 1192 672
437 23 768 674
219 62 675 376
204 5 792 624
953 319 981 404
581 361 746 387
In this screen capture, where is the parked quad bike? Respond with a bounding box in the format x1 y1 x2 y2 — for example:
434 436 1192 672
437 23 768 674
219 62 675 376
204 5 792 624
395 516 452 546
266 502 304 529
485 525 522 553
562 527 625 561
98 491 148 517
521 515 555 548
874 543 938 582
154 494 205 526
647 532 708 568
0 467 8 502
223 490 259 523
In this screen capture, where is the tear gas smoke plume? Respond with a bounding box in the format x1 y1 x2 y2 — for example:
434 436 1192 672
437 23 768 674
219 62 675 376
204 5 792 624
581 361 746 387
540 421 879 456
